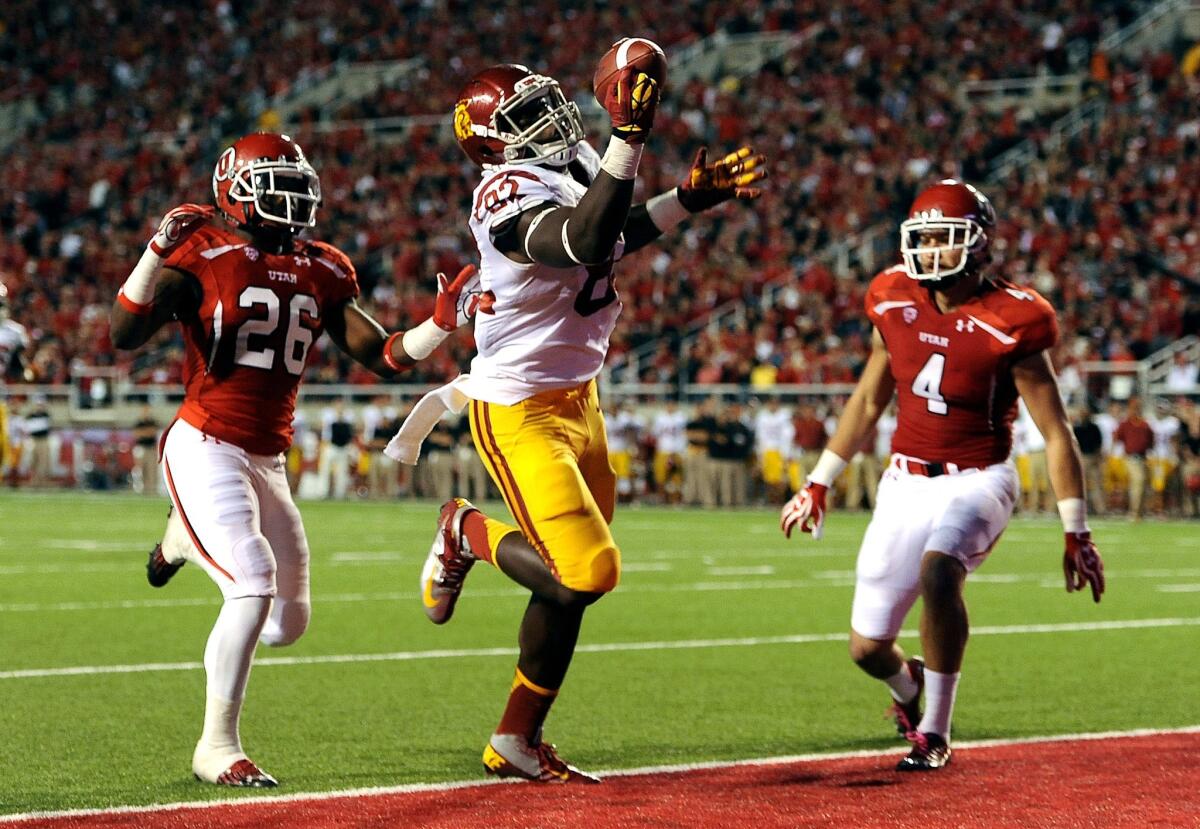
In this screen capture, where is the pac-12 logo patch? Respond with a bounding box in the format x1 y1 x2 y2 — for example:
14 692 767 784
903 306 918 325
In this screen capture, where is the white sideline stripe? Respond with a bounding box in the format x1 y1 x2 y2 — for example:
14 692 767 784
3 725 1198 824
3 617 1200 680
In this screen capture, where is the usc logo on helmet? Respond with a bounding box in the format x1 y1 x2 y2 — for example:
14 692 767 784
454 101 474 143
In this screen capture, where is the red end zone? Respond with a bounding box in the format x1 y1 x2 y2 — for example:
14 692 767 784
13 730 1200 829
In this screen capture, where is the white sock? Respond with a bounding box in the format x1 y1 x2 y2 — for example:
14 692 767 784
885 662 920 703
194 596 270 776
918 669 960 739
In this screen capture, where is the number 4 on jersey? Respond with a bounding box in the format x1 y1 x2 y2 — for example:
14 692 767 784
912 352 948 415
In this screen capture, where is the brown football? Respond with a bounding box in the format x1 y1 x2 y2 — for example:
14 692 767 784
592 37 668 104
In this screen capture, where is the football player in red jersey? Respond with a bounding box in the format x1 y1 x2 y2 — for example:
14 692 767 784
110 133 477 788
780 180 1105 771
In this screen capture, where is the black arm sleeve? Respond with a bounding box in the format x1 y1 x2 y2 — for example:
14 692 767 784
619 205 667 255
510 169 635 267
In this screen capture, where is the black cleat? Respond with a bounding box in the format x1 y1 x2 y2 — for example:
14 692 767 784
896 731 951 772
887 656 925 737
146 543 184 587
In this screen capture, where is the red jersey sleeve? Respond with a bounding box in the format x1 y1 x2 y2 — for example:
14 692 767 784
160 224 217 275
304 240 360 306
1004 285 1059 362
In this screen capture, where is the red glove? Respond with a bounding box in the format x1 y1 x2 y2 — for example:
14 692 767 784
780 482 829 540
432 264 479 331
1063 531 1105 603
604 67 659 144
148 203 214 256
677 147 768 213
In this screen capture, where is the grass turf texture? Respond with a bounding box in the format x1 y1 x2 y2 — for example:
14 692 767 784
0 491 1196 814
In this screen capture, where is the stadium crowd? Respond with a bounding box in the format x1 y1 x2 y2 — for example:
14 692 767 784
0 0 1170 391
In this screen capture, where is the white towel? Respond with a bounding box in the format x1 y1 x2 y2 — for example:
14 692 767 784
385 375 472 465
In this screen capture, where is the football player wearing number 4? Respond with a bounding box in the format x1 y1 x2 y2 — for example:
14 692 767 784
419 61 766 782
110 133 478 788
780 180 1105 772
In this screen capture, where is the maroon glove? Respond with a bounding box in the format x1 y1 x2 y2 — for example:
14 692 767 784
1064 531 1105 603
604 66 659 144
677 147 767 213
780 481 829 540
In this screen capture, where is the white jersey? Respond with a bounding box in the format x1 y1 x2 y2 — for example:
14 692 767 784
754 407 793 455
607 410 642 453
652 409 688 454
1095 412 1120 456
460 143 624 405
1151 415 1180 460
0 319 30 379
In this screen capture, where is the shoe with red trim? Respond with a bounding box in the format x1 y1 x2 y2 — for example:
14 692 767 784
482 733 600 783
420 498 478 624
886 656 924 737
896 731 951 771
205 758 279 788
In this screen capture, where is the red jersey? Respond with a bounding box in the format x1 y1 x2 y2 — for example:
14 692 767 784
865 265 1058 466
163 224 359 455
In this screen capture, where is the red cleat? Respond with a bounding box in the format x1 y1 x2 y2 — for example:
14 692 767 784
886 656 924 737
420 498 478 624
483 734 600 783
207 758 279 788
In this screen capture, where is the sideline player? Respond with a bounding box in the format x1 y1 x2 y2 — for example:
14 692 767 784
780 180 1104 771
419 60 766 782
111 133 475 787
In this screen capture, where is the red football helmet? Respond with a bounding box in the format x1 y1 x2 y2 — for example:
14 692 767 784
211 133 321 231
453 64 585 167
900 179 996 282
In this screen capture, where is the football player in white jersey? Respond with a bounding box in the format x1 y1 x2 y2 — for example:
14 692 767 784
0 282 32 477
418 61 766 782
651 398 688 503
754 397 794 503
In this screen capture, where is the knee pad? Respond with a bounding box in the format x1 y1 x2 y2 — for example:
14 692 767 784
218 533 277 600
259 599 310 647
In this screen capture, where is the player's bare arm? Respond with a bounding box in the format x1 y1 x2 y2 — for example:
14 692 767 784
111 203 211 350
1013 349 1105 602
782 328 895 539
324 265 478 378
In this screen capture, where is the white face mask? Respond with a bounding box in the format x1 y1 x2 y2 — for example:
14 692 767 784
899 216 985 282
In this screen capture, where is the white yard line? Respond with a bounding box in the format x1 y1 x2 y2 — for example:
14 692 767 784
3 616 1198 681
2 724 1197 823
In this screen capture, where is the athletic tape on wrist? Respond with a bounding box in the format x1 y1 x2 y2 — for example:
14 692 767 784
646 189 690 233
599 135 643 180
1057 497 1089 534
121 246 166 306
807 449 848 488
401 317 451 361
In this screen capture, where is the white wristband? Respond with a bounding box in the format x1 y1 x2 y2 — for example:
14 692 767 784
807 449 848 487
599 135 643 180
401 317 451 361
1057 497 1089 534
122 246 166 305
646 189 690 233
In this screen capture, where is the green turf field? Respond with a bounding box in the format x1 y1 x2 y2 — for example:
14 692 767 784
1 491 1197 814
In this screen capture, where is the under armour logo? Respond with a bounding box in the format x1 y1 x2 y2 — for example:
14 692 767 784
956 319 975 333
294 256 311 268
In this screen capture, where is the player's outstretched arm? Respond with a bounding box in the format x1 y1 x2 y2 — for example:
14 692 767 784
781 329 895 540
502 67 658 268
326 265 480 378
621 146 768 255
1013 350 1105 602
110 204 211 349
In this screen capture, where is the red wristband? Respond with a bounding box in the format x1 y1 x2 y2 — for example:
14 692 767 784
117 287 153 316
382 331 407 372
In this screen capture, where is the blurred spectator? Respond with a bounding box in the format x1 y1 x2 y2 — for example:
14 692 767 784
709 402 753 506
1115 398 1154 519
132 404 160 495
1179 398 1200 517
651 398 687 504
684 398 717 507
25 395 52 486
1071 405 1106 514
789 403 828 491
1164 352 1198 393
420 416 457 502
753 397 792 504
322 400 357 499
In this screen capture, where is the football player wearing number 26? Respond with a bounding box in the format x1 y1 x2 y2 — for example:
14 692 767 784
780 180 1105 771
110 133 478 788
418 53 766 783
